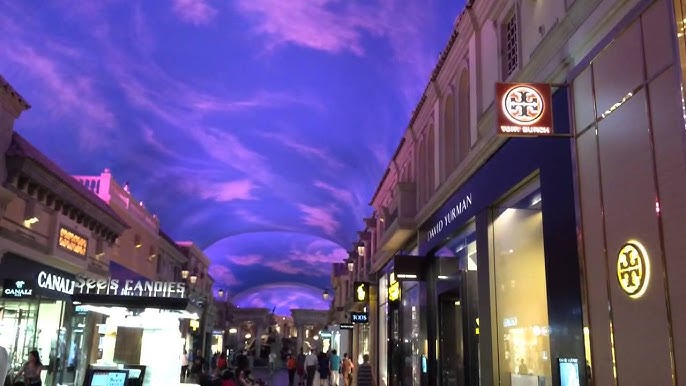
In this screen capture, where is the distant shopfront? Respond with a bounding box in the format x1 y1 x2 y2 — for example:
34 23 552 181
0 253 77 386
67 263 200 386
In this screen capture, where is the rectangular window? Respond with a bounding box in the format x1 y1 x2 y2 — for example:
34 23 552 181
58 227 88 256
492 177 551 385
503 11 519 78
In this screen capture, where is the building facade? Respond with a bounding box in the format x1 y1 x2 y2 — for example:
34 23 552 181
339 0 686 385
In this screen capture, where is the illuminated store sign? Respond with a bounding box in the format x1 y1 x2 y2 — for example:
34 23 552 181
2 279 34 298
75 275 187 298
354 282 369 302
58 227 88 256
340 323 354 330
426 193 472 243
617 240 650 299
496 83 553 136
388 272 401 302
351 312 369 324
37 271 75 295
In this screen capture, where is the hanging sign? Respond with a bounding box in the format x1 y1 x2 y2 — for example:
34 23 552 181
75 275 187 299
339 323 354 330
496 83 554 136
354 282 369 302
351 312 369 324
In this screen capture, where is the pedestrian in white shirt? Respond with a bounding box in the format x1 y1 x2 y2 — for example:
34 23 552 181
305 350 318 386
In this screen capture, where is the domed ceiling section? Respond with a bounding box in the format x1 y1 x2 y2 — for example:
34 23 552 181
0 0 465 311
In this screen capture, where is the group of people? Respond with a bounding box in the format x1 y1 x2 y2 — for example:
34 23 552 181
181 348 267 386
284 349 374 386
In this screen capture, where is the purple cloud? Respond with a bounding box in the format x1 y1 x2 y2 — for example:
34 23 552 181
225 254 263 266
297 204 340 237
209 265 240 287
232 282 330 315
172 0 218 25
199 179 258 202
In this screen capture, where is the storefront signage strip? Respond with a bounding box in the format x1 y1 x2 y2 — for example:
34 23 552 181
75 275 187 298
426 193 473 244
38 271 75 295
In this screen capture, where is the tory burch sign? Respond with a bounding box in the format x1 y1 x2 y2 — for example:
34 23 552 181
496 83 554 136
616 240 651 299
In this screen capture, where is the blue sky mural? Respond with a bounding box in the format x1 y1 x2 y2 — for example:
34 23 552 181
0 0 464 315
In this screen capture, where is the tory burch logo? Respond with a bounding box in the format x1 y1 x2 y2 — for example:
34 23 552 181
616 241 650 299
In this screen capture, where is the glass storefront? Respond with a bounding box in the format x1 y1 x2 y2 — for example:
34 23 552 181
378 274 388 386
0 297 69 386
492 178 551 385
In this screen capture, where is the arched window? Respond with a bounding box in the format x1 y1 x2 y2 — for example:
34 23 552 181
443 93 458 174
458 69 471 161
427 124 436 194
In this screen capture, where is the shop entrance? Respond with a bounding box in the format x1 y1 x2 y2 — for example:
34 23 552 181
438 287 464 386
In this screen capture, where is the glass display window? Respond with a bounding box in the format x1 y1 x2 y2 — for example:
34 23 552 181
492 176 552 386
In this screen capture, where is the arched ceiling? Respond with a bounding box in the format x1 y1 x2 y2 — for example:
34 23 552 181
0 0 464 312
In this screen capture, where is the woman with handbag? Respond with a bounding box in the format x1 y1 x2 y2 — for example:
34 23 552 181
14 350 43 386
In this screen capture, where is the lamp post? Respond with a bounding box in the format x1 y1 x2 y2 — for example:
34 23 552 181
346 257 354 272
322 289 330 301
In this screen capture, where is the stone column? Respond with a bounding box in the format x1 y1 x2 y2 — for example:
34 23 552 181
255 323 264 359
297 325 305 353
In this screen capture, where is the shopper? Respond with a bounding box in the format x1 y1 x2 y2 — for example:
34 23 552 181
14 350 43 386
296 349 307 386
329 350 340 386
341 353 354 386
286 354 297 386
317 352 331 386
305 349 318 386
181 348 190 381
355 354 374 386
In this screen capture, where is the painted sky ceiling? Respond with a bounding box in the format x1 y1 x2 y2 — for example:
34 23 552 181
0 0 463 315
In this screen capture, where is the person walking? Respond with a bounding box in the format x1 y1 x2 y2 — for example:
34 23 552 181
296 349 307 386
329 350 341 386
318 352 331 386
305 349 318 386
341 353 354 386
180 348 189 382
356 354 375 386
286 354 297 386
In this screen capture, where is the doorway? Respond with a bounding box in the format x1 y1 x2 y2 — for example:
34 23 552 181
438 287 465 386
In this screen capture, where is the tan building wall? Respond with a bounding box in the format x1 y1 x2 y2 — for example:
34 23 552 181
573 0 686 384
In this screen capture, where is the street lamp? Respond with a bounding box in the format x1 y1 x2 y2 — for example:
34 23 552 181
357 242 365 257
190 273 198 284
181 269 189 279
217 288 225 298
346 257 354 272
229 328 238 334
322 289 330 301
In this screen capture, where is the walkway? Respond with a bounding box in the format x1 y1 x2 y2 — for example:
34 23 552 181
250 367 343 386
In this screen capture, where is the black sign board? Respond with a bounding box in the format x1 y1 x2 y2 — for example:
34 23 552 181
339 323 354 330
2 279 35 299
351 312 369 324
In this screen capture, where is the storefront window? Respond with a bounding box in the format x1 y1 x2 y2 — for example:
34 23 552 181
378 274 388 386
402 282 423 386
492 178 551 385
0 297 68 386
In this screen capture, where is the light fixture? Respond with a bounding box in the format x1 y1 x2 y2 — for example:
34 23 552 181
245 333 252 339
218 289 224 298
396 274 417 279
347 258 354 272
322 289 330 301
313 335 319 341
437 275 449 280
190 274 198 284
229 328 238 334
23 201 39 226
181 269 189 279
357 243 365 257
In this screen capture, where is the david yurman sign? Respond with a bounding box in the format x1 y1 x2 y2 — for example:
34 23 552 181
496 83 553 136
2 279 34 298
426 193 472 243
75 275 187 298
